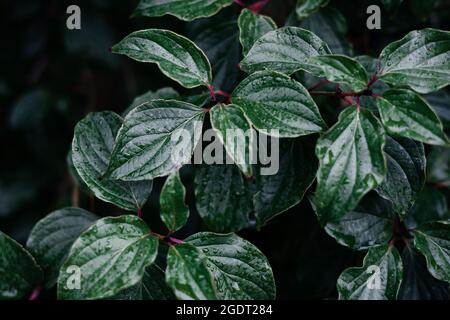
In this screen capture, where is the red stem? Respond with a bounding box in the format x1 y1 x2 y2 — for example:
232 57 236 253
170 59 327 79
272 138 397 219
367 75 379 88
137 207 142 218
28 287 41 300
308 79 330 92
208 85 217 102
248 0 270 13
150 232 184 244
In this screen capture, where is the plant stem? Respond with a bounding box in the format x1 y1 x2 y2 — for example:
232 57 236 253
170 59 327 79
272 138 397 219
28 287 41 300
137 207 142 218
208 85 217 102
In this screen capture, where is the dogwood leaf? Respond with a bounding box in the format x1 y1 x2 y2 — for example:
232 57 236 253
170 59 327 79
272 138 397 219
238 9 277 55
160 172 189 232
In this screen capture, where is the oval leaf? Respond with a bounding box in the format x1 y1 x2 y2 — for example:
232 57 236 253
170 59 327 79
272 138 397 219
309 54 369 92
377 89 449 146
379 28 450 94
72 112 153 210
186 232 276 300
112 29 212 89
133 0 234 21
26 208 97 288
238 9 277 55
313 107 387 225
413 222 450 283
57 215 159 300
337 244 403 300
240 27 331 75
0 231 42 300
105 100 205 181
210 104 254 177
160 172 189 232
232 71 327 138
296 0 330 20
376 136 426 215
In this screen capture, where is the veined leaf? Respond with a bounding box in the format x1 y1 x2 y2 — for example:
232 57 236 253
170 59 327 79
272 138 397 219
26 208 97 288
185 232 276 300
379 28 450 94
72 112 153 210
210 104 254 177
232 71 327 138
377 89 449 146
57 215 159 300
0 231 42 300
337 244 403 300
240 27 331 75
376 136 426 216
309 55 369 92
112 29 212 89
123 87 179 117
296 0 330 20
133 0 234 21
325 194 394 251
166 243 217 300
105 100 205 181
313 107 386 225
195 164 253 233
160 172 189 232
238 9 277 55
413 222 450 283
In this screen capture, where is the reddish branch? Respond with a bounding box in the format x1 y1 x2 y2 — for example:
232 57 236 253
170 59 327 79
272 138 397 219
28 287 41 300
150 231 184 245
234 0 270 13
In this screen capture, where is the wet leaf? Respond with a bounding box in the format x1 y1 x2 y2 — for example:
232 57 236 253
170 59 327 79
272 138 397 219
195 164 253 233
160 172 189 232
0 231 42 300
26 208 97 288
337 244 403 300
112 29 212 89
377 89 449 146
309 54 369 91
57 215 159 300
238 9 277 55
72 112 153 210
166 243 217 300
232 71 327 138
376 136 425 216
185 232 276 299
105 100 204 181
413 222 450 283
379 28 450 94
406 186 449 229
133 0 234 21
240 27 331 75
296 0 330 20
313 107 387 225
210 104 254 177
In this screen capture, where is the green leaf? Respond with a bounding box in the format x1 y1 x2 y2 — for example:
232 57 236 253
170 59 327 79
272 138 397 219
112 29 212 89
123 87 179 117
313 107 387 225
210 104 254 177
185 232 276 300
193 20 240 92
232 71 327 138
72 112 153 210
413 222 450 283
105 100 205 181
133 0 234 21
26 208 97 288
160 172 189 232
294 7 352 56
296 0 330 20
253 137 317 227
406 186 449 229
425 90 450 129
377 89 449 146
325 195 394 251
376 136 425 215
0 231 42 300
195 164 253 233
238 9 277 55
166 243 217 300
57 215 159 300
240 27 331 75
379 28 450 94
309 54 369 92
398 246 450 300
337 244 403 300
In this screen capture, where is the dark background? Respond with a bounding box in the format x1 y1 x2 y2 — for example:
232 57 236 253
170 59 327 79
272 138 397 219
1 0 449 299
